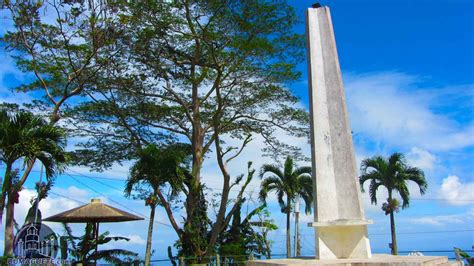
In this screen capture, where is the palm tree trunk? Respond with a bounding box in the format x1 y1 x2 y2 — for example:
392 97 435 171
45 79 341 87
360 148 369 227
388 191 398 255
145 205 156 266
3 191 15 257
0 163 13 223
286 210 291 258
389 210 398 255
294 211 300 257
0 192 6 224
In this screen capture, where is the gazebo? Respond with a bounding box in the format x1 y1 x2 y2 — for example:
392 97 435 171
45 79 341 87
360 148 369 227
43 198 144 263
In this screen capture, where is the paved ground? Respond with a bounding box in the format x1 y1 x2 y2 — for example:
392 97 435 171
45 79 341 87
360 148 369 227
247 254 461 266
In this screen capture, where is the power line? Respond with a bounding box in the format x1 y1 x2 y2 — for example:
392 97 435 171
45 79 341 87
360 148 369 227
66 174 174 228
49 191 88 205
295 229 474 237
68 169 125 192
67 169 127 181
65 171 474 203
370 229 474 235
3 166 474 203
0 166 128 181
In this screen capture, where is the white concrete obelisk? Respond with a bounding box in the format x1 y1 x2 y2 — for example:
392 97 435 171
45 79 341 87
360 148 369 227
306 5 372 259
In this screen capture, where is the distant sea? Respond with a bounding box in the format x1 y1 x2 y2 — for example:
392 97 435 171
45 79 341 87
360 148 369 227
144 250 474 265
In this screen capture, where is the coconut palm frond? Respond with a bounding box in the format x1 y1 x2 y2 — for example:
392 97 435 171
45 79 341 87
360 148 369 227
260 164 284 179
358 152 427 255
404 167 428 195
89 249 138 264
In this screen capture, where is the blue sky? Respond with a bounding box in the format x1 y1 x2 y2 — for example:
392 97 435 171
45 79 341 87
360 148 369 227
1 0 473 261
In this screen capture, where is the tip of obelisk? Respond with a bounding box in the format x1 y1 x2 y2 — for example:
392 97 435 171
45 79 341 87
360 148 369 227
311 3 322 8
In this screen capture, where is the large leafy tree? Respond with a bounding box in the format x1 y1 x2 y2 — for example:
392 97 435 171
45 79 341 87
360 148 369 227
259 156 312 258
0 110 67 256
124 144 190 266
2 0 118 124
1 0 119 230
70 0 308 256
359 152 427 255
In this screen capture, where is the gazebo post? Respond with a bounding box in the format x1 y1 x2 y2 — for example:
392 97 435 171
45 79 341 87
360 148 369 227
95 222 99 265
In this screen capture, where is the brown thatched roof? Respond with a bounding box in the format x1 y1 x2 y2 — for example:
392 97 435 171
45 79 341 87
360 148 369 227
43 199 144 223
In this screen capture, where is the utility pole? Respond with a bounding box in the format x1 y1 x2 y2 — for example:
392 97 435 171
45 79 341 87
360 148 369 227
294 197 300 257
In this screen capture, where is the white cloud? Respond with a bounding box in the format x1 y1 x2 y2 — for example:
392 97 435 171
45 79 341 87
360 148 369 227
6 187 90 234
408 208 474 226
123 234 146 245
409 213 467 226
200 127 311 202
439 175 474 206
345 72 474 151
54 186 90 201
68 162 131 180
406 147 437 171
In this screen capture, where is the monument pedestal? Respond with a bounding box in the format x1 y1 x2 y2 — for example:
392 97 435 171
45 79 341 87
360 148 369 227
310 220 372 259
247 254 461 266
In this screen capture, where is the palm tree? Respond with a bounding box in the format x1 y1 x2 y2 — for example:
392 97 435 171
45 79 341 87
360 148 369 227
0 110 67 256
259 156 312 258
125 144 189 266
359 152 427 255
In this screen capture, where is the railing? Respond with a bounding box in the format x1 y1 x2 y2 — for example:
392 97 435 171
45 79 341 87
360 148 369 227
151 254 254 266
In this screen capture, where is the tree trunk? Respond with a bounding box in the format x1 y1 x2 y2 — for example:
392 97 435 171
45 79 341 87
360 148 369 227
3 191 15 257
186 128 203 224
294 211 300 257
0 191 5 224
145 205 156 266
182 124 207 256
0 163 13 223
389 210 398 255
388 191 398 255
206 133 231 254
286 210 291 258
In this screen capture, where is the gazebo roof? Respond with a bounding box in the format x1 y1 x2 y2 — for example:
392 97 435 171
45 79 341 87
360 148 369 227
43 198 144 223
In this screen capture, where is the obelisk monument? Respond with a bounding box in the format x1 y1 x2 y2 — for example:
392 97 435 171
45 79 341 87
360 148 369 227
306 5 372 259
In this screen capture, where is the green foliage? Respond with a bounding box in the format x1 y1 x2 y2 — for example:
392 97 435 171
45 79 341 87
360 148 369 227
259 156 312 214
359 152 428 255
60 223 138 265
219 203 277 258
459 249 471 259
179 186 211 257
0 109 67 180
168 246 177 266
2 0 120 123
359 152 427 209
4 0 309 257
0 108 67 205
0 108 67 230
125 143 192 263
70 0 308 168
125 143 191 201
259 156 311 257
24 181 55 224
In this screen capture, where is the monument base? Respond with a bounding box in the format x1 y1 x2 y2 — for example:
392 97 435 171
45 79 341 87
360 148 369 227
310 220 373 259
247 254 460 266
